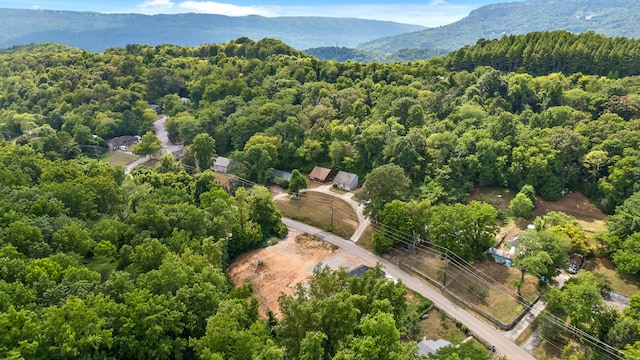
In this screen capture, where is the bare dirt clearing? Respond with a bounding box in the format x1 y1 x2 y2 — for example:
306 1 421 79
533 192 607 233
228 231 366 318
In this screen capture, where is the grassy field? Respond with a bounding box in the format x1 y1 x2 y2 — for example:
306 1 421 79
584 256 640 296
533 192 607 234
404 252 539 325
274 192 358 238
468 187 516 215
356 224 376 253
103 151 139 167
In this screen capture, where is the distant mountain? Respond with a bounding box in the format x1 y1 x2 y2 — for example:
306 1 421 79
0 8 424 52
359 0 640 55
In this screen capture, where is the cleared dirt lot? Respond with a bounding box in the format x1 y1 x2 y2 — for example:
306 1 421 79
227 230 366 318
533 192 607 233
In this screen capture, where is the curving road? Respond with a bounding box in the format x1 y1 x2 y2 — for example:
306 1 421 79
125 115 181 174
282 217 535 360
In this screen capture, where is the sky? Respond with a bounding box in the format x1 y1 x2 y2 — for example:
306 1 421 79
0 0 517 27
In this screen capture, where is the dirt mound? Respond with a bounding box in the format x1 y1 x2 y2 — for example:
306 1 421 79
227 231 364 318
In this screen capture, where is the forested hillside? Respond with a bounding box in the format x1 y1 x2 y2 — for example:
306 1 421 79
0 8 424 52
446 30 640 78
2 35 640 357
359 0 640 58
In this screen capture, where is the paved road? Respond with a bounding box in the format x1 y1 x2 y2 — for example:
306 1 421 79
125 115 181 174
275 184 371 242
153 115 182 156
283 217 535 360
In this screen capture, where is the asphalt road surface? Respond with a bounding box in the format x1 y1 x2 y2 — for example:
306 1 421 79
282 217 535 360
125 115 181 174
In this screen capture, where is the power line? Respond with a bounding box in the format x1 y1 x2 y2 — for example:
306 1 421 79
369 219 625 359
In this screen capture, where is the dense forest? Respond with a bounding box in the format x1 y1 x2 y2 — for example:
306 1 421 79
447 30 640 77
2 32 640 358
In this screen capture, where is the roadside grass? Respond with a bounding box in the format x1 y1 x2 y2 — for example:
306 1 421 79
103 151 139 167
419 308 470 345
329 186 348 195
532 340 563 359
515 323 535 346
584 256 640 296
274 192 358 239
356 224 376 253
404 253 539 325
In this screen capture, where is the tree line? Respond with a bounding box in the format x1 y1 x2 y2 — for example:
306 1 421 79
446 30 640 78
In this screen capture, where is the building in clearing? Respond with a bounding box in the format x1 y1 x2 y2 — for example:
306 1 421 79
417 338 452 356
333 171 359 191
106 135 139 151
213 156 231 173
308 166 332 183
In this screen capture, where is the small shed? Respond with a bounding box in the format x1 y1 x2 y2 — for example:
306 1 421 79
489 247 516 266
213 156 231 173
272 169 292 182
417 338 452 356
309 166 331 183
333 171 359 191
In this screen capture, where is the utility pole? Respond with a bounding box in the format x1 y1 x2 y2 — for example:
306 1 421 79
442 249 448 293
330 197 334 230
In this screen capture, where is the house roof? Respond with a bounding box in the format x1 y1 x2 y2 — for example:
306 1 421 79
417 339 452 356
309 166 331 181
214 156 231 167
333 171 358 185
272 170 292 181
489 247 515 260
106 135 139 147
348 265 371 278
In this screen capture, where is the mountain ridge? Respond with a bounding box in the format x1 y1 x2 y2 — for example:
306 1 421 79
0 8 424 52
358 0 640 55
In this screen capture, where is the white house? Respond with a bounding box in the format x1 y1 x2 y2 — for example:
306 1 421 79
213 156 231 173
333 171 359 191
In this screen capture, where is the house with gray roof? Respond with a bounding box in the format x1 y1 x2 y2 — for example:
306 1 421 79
333 171 359 191
417 338 452 356
213 156 231 173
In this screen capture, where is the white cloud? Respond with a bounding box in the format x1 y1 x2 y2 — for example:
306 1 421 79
178 1 270 16
137 0 175 9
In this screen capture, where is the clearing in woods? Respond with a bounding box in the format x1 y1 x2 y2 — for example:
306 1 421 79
227 231 366 318
469 187 607 233
274 192 359 239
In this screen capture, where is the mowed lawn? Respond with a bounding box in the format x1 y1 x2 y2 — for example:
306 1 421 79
584 256 640 297
274 192 358 239
103 151 139 167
